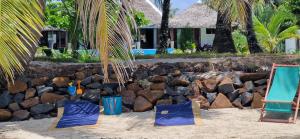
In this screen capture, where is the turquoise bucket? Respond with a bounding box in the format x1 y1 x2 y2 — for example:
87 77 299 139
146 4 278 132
102 96 122 115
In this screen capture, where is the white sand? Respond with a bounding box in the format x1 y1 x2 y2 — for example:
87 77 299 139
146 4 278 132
1 108 300 139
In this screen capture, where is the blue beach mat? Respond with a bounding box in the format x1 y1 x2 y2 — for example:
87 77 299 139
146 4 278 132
50 101 101 129
154 101 201 126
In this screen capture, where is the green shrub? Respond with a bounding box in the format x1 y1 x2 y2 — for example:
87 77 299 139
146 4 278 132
232 30 250 55
179 29 194 50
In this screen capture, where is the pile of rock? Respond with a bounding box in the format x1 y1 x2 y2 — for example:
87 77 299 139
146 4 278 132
0 62 271 122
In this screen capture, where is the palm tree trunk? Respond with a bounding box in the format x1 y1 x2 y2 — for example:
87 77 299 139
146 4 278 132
245 3 263 53
158 0 170 54
213 11 236 53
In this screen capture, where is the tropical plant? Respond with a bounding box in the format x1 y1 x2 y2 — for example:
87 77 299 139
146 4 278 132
0 0 44 82
77 0 137 85
133 10 151 27
158 0 171 54
232 30 250 54
253 6 300 53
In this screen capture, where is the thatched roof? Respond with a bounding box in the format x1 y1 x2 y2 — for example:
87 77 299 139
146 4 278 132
42 26 66 32
131 0 162 25
169 3 217 28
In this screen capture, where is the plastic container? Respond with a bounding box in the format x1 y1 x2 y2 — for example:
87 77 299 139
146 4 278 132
102 96 122 115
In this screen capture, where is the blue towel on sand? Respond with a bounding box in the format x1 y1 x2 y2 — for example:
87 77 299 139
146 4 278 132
155 101 199 126
56 101 100 128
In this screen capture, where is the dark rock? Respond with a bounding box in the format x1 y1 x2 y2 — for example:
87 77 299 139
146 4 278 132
57 88 69 94
120 90 136 106
239 72 268 82
218 77 235 94
101 87 114 96
8 80 28 94
150 83 166 90
86 82 102 89
122 106 131 113
176 87 190 96
32 114 51 119
81 89 100 103
150 66 168 76
171 75 190 86
12 110 30 121
0 109 12 121
133 67 149 80
148 76 167 83
244 81 255 92
25 88 36 99
8 103 21 112
174 95 187 104
133 96 153 112
254 79 267 86
102 83 119 90
166 87 178 96
206 92 217 104
233 75 243 87
41 92 65 104
190 80 202 96
251 93 263 108
156 98 173 105
232 98 243 109
144 90 164 104
14 93 25 103
37 86 54 96
31 77 49 87
81 76 93 86
227 90 240 102
127 83 143 93
241 92 253 106
55 99 67 108
171 70 181 77
210 93 233 109
92 74 104 82
30 104 55 115
202 79 218 92
138 79 152 89
52 77 70 87
0 91 12 108
254 85 267 97
75 72 86 80
20 97 39 109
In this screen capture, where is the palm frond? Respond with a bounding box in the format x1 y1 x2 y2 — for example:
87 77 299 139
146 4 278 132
0 0 44 82
77 0 136 85
277 25 300 42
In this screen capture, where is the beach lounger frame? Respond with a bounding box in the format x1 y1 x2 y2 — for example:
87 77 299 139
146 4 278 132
260 64 300 124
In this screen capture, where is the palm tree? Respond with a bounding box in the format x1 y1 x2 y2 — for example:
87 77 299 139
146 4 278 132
0 0 44 82
77 0 137 85
158 0 171 54
253 6 300 53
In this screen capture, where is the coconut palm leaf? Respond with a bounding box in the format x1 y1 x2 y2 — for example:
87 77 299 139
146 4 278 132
0 0 44 82
77 0 136 85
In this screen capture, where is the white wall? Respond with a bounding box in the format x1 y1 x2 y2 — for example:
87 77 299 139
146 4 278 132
285 30 300 53
200 28 215 47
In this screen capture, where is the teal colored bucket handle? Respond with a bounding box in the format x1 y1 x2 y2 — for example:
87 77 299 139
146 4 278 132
102 96 122 115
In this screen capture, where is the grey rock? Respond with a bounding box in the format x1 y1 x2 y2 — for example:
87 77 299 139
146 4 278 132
254 79 267 85
12 110 30 121
81 89 100 103
176 87 190 96
174 95 187 104
86 82 102 89
241 92 253 106
37 86 54 96
30 104 55 115
206 92 217 104
244 81 255 92
81 76 93 86
14 93 25 103
227 90 240 102
8 103 21 112
0 91 12 108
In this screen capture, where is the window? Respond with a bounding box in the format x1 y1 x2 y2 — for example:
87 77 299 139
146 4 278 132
206 28 216 34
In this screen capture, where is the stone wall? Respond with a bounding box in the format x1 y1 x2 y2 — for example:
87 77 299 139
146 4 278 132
0 56 299 122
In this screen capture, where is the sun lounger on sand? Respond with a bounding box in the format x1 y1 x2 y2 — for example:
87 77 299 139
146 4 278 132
260 64 300 123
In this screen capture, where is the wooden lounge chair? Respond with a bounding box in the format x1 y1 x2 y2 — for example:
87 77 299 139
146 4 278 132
260 64 300 123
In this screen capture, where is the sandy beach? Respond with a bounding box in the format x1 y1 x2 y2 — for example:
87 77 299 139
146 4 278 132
1 108 300 139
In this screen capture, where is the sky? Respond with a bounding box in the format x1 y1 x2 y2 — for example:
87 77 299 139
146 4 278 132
171 0 200 12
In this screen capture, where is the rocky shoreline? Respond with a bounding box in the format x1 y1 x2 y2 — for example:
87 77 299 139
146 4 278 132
0 57 298 122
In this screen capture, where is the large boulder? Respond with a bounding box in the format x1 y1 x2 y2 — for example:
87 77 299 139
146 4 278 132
25 88 36 99
210 93 233 109
171 75 190 86
241 92 253 106
143 90 164 104
227 90 240 102
20 97 39 109
120 90 136 106
52 77 70 88
239 72 268 82
8 103 21 112
251 93 263 108
0 91 12 108
138 79 152 89
0 109 12 121
12 110 30 121
244 81 255 92
150 83 166 90
41 92 65 104
30 77 49 87
81 89 101 103
148 75 167 83
8 80 28 94
133 96 153 112
202 79 218 92
127 83 143 93
218 77 235 94
30 104 55 115
75 72 86 80
13 93 25 103
36 86 54 96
